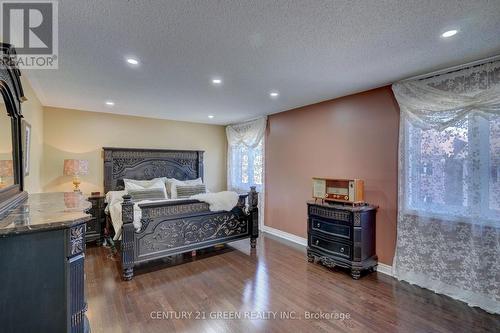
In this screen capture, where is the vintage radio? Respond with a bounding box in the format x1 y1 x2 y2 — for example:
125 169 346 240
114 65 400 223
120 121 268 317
312 178 364 204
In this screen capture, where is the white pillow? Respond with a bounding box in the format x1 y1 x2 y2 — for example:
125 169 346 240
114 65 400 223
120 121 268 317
167 177 203 199
124 179 168 198
124 177 167 188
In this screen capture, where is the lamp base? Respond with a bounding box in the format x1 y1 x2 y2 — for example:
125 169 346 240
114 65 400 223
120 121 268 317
72 176 81 193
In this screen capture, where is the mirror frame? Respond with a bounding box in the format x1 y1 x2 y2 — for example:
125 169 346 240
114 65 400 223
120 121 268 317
0 43 28 216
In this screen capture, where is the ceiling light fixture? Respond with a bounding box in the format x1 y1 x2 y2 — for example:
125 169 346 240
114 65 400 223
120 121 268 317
269 91 279 98
126 57 140 65
208 115 215 119
441 29 458 38
105 101 115 106
211 78 222 85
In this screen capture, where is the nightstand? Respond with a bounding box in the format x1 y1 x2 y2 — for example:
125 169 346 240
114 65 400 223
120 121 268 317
86 194 106 245
307 201 378 279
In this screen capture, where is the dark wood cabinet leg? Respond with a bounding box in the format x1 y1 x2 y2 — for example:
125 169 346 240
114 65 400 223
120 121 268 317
351 269 361 280
250 237 257 248
123 267 134 281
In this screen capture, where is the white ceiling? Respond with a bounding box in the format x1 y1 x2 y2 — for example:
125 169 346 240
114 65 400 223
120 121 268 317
26 0 500 125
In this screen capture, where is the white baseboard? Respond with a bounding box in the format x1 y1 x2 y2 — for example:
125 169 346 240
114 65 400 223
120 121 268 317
260 225 307 247
260 225 394 277
376 262 393 277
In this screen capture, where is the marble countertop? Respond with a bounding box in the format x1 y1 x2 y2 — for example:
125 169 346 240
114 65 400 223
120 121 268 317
0 192 92 237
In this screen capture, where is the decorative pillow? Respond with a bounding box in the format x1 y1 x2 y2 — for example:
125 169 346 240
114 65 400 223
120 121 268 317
124 177 167 188
124 179 168 198
176 184 207 198
167 178 203 199
128 188 166 201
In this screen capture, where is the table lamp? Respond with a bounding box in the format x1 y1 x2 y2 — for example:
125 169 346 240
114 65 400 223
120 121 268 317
63 159 89 192
0 160 13 189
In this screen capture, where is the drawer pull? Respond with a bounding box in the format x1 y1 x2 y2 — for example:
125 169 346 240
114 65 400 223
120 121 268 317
315 239 319 245
316 223 321 228
340 247 345 253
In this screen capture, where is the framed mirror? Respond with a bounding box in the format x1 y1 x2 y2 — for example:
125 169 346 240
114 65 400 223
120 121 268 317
0 43 28 216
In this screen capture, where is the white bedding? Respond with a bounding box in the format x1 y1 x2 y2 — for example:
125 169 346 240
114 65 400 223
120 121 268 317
106 194 182 240
105 190 240 240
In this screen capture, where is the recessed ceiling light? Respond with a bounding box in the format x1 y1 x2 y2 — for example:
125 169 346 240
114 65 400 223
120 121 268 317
126 58 139 65
441 30 458 38
105 101 115 106
208 115 215 119
269 91 279 98
211 78 222 85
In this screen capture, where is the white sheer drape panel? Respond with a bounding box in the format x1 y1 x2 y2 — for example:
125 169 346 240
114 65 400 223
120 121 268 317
392 60 500 314
226 117 267 228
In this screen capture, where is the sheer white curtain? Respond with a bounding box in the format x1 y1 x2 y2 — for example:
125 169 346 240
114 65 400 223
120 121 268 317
226 117 267 228
392 60 500 314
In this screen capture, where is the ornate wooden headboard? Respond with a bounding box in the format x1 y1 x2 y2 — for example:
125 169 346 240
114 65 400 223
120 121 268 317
103 147 204 193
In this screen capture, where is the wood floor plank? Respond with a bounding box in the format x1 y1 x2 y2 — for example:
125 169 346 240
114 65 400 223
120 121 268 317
85 234 499 333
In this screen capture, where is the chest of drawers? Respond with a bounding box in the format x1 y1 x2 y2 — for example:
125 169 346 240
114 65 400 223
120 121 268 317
307 202 378 279
0 193 91 332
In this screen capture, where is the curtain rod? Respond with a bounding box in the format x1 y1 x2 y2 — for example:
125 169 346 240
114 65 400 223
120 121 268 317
400 54 500 82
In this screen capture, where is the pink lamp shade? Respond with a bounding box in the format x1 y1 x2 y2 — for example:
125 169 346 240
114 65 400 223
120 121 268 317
0 160 13 177
63 159 89 176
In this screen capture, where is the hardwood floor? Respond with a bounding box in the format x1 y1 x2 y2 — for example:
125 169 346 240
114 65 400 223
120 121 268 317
85 234 499 333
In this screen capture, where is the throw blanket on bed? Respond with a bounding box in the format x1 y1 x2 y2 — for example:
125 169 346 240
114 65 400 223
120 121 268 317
190 191 239 212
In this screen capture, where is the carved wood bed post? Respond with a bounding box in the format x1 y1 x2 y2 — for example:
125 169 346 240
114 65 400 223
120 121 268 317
248 186 259 248
121 195 135 280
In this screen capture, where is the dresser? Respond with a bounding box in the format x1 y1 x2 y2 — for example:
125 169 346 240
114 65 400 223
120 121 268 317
86 194 106 245
307 201 377 279
0 192 91 333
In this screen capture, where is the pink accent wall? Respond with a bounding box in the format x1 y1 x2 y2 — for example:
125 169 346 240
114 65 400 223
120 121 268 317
265 86 400 265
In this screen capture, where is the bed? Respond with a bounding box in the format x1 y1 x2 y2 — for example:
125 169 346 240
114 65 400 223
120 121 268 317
103 147 259 280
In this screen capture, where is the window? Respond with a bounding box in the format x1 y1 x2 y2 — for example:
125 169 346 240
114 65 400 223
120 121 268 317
392 61 500 314
489 117 500 211
404 114 500 220
229 139 263 192
226 116 266 228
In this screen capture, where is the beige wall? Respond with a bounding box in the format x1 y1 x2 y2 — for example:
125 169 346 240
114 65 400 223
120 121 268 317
21 76 44 193
42 107 227 194
265 87 400 265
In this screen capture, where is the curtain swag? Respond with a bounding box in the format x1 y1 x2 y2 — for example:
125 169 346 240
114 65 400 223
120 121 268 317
226 117 267 148
392 61 500 130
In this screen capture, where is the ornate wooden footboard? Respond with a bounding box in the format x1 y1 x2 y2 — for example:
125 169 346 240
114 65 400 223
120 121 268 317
120 187 259 280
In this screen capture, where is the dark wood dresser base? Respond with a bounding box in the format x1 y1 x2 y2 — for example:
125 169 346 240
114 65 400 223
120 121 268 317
0 193 91 333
